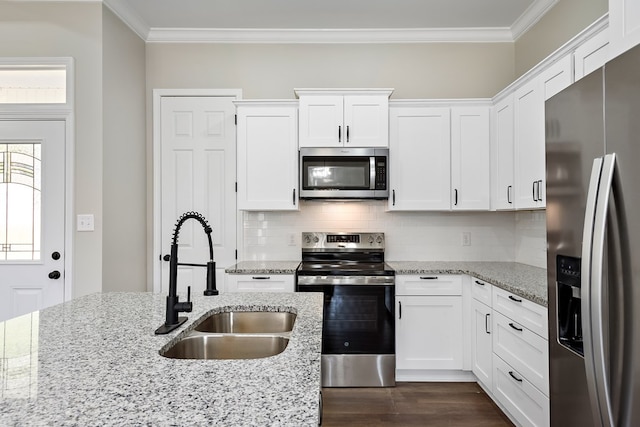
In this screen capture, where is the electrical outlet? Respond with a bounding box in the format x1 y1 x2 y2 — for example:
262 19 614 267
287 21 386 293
462 232 471 246
287 233 296 246
77 214 95 232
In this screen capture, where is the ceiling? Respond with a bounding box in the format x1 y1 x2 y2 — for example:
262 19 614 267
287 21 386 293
102 0 558 43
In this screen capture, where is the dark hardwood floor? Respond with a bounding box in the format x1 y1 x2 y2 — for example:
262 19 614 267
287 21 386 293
321 382 514 426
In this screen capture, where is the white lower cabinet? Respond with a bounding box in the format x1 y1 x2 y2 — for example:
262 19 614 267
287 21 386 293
493 354 550 427
471 298 493 390
396 275 466 379
225 274 295 292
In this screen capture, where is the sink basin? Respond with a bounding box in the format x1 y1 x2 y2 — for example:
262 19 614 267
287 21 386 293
194 311 296 333
162 334 289 360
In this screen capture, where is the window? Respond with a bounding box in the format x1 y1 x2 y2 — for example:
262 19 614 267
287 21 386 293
0 66 66 104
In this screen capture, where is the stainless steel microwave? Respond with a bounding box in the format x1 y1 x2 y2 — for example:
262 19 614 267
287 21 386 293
299 147 389 199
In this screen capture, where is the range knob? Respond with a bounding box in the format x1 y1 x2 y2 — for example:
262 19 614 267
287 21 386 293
376 235 383 244
368 235 375 244
304 235 311 244
313 235 320 243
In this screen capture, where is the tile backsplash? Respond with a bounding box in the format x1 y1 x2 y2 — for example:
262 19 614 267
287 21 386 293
240 201 548 268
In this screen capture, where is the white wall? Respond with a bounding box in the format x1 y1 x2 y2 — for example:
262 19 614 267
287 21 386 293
241 201 516 262
102 6 147 291
514 211 547 269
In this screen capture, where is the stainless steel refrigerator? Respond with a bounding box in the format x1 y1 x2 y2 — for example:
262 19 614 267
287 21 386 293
546 44 640 426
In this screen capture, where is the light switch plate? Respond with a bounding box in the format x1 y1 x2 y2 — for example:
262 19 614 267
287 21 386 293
77 214 95 232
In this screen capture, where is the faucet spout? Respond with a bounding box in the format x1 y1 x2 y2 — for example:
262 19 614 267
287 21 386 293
155 211 218 335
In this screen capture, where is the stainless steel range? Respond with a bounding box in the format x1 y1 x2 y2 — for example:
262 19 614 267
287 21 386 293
296 232 395 387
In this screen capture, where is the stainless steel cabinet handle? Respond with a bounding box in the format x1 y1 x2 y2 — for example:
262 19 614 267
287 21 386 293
507 185 512 204
537 179 543 202
532 180 537 201
485 313 490 334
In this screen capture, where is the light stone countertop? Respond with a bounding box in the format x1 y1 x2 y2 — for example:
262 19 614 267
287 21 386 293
225 261 301 274
387 261 548 306
0 291 323 427
225 260 547 307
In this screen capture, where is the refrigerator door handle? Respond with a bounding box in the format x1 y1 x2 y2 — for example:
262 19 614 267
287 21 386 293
582 154 616 427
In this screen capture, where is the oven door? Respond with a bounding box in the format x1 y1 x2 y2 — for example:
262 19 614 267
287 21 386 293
297 279 395 355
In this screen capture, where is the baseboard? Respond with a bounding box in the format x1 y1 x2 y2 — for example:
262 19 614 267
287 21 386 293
396 369 476 382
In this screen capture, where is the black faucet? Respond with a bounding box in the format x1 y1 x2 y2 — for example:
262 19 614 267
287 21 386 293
155 212 218 335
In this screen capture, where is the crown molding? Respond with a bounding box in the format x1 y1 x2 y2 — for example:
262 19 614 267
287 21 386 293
102 0 149 40
511 0 559 40
145 27 514 43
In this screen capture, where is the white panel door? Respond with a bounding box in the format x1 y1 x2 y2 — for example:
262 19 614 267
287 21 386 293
388 106 451 210
160 97 236 295
0 121 66 321
451 106 490 210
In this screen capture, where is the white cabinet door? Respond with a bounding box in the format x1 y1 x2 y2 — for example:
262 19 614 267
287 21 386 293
513 79 545 209
540 54 573 101
491 96 515 210
388 105 451 210
298 91 390 148
451 106 490 210
396 295 464 370
298 95 343 147
574 28 610 80
236 102 299 211
343 95 389 147
609 0 640 59
226 274 295 292
471 299 493 389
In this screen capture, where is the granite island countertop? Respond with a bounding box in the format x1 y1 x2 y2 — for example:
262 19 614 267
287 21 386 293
0 292 323 427
225 261 301 274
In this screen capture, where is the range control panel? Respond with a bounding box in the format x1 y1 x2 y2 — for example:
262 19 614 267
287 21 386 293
301 232 385 250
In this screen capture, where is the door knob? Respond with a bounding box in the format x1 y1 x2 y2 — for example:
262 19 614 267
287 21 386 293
163 254 171 262
52 251 61 260
48 270 61 280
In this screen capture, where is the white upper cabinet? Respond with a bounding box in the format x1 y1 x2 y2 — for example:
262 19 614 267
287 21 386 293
513 78 545 210
388 104 451 210
491 95 515 210
450 106 491 210
296 89 393 148
540 54 573 101
235 101 299 211
574 27 610 80
609 0 640 59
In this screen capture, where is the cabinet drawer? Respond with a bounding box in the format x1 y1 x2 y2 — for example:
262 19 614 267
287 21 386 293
396 275 462 296
493 311 549 396
226 274 295 292
470 276 492 305
493 354 550 427
492 287 548 339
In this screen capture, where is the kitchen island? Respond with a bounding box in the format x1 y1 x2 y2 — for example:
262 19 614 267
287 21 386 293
0 292 323 426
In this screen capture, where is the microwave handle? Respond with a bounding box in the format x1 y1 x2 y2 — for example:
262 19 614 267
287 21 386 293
370 157 376 190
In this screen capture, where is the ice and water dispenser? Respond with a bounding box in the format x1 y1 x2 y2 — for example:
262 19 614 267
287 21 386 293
556 255 584 356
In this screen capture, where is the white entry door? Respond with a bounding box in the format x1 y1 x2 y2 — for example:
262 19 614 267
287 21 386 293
0 120 66 321
160 97 237 295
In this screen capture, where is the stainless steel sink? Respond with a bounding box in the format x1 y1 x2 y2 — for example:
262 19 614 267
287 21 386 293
162 334 289 360
194 311 296 333
160 310 296 360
